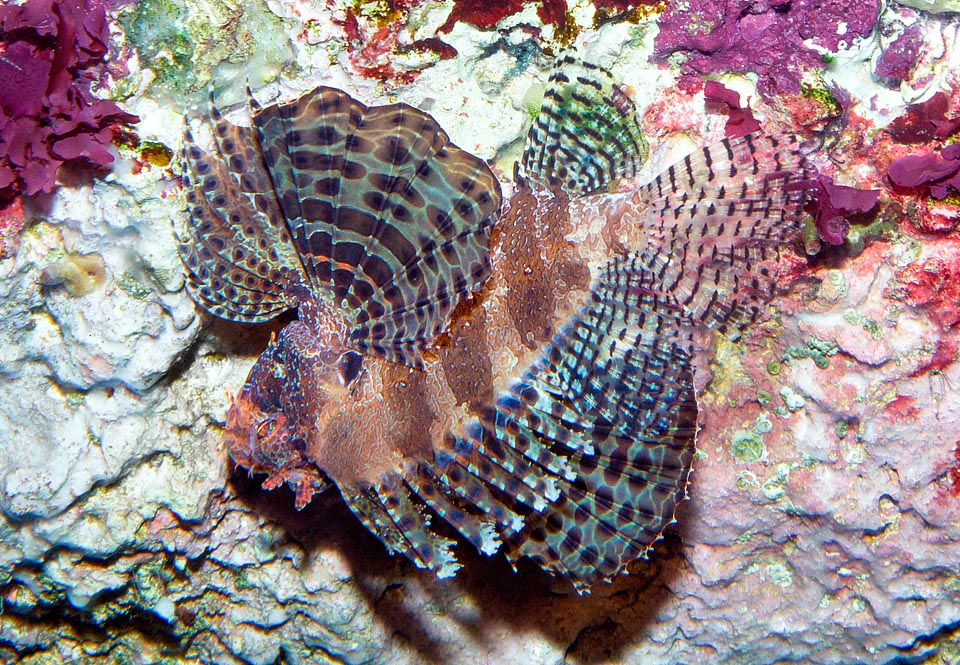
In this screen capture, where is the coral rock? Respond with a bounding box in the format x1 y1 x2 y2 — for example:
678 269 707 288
654 0 882 97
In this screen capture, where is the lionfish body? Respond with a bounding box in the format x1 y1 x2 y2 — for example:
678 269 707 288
178 57 813 591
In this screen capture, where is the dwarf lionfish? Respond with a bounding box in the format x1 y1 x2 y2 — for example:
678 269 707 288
177 55 813 592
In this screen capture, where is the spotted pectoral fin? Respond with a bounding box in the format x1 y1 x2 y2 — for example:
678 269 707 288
252 87 501 369
632 133 815 333
491 265 697 587
176 97 306 322
520 54 649 196
399 263 698 591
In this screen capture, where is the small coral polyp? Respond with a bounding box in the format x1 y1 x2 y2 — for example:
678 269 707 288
39 251 108 297
178 55 817 592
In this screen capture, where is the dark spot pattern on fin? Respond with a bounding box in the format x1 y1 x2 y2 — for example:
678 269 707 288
520 54 649 197
251 87 502 369
207 63 821 592
176 94 306 322
387 262 698 591
326 131 816 589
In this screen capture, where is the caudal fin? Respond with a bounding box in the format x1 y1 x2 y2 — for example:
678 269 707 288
519 54 649 196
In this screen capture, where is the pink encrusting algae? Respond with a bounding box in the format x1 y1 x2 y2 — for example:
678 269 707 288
652 0 882 98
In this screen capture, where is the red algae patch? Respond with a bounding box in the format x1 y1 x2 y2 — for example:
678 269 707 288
0 0 138 202
0 197 26 259
652 0 882 98
887 238 960 330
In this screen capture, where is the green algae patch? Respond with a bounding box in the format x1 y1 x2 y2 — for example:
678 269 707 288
782 336 839 370
844 199 901 256
523 83 546 121
835 419 849 439
140 141 174 168
122 0 194 92
731 430 765 464
121 0 293 100
117 272 153 300
349 0 406 28
779 386 805 412
729 414 773 464
800 78 842 118
764 558 794 588
861 317 883 340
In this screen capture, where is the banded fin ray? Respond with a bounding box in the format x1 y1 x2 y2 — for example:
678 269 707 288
492 265 697 585
342 480 461 578
520 54 649 197
632 133 815 333
407 465 502 557
176 96 306 322
385 262 698 590
203 60 823 593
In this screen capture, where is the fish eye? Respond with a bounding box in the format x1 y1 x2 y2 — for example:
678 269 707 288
256 418 277 439
338 351 363 385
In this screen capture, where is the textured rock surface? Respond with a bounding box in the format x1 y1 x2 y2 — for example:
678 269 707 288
653 0 883 97
1 1 959 664
0 166 200 521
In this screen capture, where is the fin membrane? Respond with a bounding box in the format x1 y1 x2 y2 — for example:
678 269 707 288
341 477 461 578
410 261 698 591
251 87 502 369
177 95 305 322
497 263 697 587
520 54 649 196
632 133 815 334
